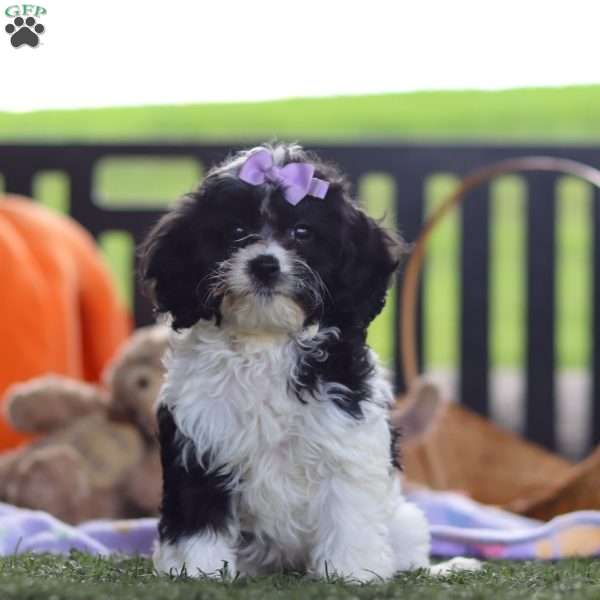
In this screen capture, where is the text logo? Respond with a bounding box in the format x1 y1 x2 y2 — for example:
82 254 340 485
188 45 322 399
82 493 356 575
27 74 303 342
4 5 45 47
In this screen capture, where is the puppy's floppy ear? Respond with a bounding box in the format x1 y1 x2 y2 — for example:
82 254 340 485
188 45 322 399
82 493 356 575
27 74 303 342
139 194 216 330
331 207 405 330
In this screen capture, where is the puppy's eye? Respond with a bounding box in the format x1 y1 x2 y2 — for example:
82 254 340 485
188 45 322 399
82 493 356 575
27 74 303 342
292 225 312 242
231 225 247 240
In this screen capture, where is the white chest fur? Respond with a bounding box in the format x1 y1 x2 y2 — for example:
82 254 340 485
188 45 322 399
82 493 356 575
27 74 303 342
158 322 395 547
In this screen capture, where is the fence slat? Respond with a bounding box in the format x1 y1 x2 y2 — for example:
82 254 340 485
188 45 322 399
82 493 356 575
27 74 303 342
592 187 600 445
68 160 94 230
395 175 425 393
4 170 33 198
525 173 557 450
460 185 490 415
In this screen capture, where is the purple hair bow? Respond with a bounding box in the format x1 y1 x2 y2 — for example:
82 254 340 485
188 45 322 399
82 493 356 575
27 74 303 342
238 149 329 205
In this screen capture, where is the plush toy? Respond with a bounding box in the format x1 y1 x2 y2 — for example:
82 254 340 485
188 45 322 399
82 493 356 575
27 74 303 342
0 325 168 524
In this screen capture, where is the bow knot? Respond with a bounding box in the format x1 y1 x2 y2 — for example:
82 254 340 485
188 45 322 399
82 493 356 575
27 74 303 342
238 149 329 205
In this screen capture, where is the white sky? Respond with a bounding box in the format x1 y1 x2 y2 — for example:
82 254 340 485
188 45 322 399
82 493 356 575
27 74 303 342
1 0 599 112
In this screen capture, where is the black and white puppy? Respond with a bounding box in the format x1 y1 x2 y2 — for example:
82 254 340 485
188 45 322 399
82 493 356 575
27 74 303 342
141 143 472 581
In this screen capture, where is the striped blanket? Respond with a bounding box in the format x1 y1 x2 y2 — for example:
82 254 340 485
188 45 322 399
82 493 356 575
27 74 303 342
1 490 600 560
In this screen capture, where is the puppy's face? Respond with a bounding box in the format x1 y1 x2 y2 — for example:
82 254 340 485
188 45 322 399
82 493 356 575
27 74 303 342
141 149 402 335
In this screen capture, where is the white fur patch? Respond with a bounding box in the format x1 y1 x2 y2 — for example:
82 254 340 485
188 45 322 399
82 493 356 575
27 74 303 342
154 320 433 581
153 532 236 578
428 557 483 576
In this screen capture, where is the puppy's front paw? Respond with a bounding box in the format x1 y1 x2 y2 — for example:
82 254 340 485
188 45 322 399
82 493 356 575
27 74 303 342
310 542 396 583
311 560 392 583
428 557 482 576
153 533 236 579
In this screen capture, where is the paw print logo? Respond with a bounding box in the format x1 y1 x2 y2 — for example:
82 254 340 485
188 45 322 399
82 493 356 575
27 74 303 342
5 16 45 48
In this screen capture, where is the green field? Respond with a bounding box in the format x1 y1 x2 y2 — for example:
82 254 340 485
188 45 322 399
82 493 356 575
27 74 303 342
2 554 600 600
3 85 600 142
1 85 598 369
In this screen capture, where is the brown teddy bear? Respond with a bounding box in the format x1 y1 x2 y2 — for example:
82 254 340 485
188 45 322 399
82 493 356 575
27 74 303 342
0 325 168 524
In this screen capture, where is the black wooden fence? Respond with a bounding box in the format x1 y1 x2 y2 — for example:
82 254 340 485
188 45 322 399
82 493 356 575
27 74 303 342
1 143 600 453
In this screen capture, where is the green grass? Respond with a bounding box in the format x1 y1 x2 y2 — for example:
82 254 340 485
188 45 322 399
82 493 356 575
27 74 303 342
2 554 600 600
3 85 600 142
2 85 599 369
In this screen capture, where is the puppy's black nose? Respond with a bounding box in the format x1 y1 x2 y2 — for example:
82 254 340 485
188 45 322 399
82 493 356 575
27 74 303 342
248 254 280 285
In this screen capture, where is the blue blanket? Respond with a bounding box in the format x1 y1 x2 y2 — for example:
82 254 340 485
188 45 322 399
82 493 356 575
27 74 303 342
2 490 600 560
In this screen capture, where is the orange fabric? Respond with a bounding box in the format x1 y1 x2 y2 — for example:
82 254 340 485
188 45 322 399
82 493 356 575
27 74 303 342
0 196 131 449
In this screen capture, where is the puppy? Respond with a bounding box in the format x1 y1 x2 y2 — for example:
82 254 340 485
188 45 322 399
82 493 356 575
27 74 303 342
141 143 472 581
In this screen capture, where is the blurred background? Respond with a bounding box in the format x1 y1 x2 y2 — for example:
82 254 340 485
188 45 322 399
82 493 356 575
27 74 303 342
2 0 600 460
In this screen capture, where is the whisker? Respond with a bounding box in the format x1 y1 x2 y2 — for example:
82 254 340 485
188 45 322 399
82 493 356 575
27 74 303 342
289 257 329 309
195 257 235 301
235 233 261 245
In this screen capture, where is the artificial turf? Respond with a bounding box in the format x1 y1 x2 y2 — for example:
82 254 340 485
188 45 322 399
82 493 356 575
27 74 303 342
2 553 600 600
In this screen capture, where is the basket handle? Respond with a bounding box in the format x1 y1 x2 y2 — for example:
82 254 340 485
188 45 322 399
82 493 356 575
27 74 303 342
398 156 600 395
